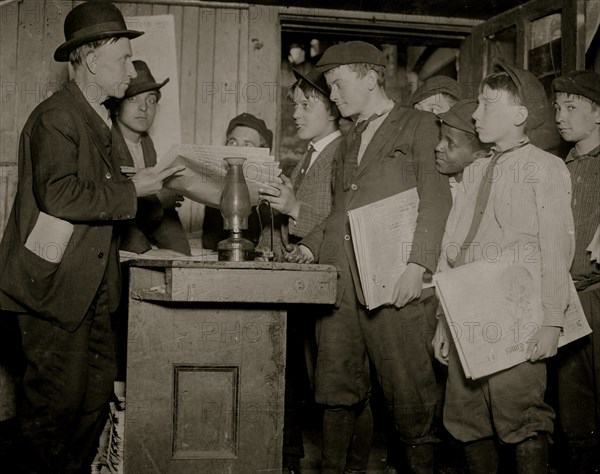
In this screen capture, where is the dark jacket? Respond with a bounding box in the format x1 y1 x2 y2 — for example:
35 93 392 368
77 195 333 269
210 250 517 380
301 103 452 306
0 81 137 331
112 124 191 255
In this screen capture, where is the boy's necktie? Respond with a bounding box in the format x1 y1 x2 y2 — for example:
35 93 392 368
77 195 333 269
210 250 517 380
449 142 529 268
343 114 379 190
293 144 315 193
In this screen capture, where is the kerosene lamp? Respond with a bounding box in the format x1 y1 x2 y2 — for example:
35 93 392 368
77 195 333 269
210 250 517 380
217 157 255 261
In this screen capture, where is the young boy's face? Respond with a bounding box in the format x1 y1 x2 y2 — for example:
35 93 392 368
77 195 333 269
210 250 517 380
325 65 369 118
434 124 478 176
473 85 522 144
292 87 334 142
117 90 158 135
415 94 452 115
554 92 600 143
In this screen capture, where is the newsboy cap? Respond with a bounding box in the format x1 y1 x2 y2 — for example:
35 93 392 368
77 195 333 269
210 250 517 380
226 113 273 149
411 76 462 106
123 61 169 100
54 0 143 62
552 70 600 105
492 60 549 130
438 99 478 135
316 41 385 73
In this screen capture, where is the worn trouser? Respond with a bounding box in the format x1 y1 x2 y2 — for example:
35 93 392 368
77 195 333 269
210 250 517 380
315 274 440 459
556 283 600 470
16 280 117 474
444 340 554 444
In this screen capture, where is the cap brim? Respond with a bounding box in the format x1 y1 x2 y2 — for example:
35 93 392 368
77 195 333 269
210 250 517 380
292 69 329 97
493 60 522 97
315 63 339 73
54 29 144 62
124 77 170 99
438 114 476 135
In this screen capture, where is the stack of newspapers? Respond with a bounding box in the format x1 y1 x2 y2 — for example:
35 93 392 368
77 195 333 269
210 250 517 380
153 144 282 207
434 259 592 379
92 384 126 474
348 188 433 310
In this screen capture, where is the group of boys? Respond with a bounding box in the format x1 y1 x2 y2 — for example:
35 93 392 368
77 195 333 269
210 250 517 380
0 1 599 473
266 43 600 474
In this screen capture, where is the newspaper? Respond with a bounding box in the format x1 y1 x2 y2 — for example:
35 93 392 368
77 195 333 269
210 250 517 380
587 224 600 262
434 259 592 379
153 144 282 207
348 188 432 310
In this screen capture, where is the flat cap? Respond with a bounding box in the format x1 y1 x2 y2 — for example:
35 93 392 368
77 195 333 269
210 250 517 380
438 99 478 134
411 75 461 106
493 60 549 130
226 113 273 149
316 41 385 73
552 70 600 105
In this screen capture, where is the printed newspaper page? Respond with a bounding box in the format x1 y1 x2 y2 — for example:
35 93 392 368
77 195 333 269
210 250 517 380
348 188 420 310
434 259 591 379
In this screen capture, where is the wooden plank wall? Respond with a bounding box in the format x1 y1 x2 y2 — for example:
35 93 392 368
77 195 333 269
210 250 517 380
0 0 280 235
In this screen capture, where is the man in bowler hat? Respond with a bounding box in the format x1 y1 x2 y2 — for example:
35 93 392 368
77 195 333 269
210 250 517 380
0 2 183 472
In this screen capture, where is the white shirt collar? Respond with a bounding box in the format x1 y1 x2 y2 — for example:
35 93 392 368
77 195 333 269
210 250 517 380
309 130 342 153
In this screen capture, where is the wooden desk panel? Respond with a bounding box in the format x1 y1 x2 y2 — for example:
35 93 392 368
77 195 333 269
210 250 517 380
124 261 336 473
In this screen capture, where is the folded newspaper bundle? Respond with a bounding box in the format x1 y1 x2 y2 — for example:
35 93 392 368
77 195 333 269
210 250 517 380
434 260 591 379
153 144 283 207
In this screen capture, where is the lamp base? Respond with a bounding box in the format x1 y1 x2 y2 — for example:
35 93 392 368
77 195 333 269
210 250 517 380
217 233 255 262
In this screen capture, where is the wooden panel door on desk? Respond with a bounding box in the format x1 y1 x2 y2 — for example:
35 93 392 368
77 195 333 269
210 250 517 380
125 293 285 473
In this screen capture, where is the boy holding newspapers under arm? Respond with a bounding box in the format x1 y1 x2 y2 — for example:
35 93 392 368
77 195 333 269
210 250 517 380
432 62 575 473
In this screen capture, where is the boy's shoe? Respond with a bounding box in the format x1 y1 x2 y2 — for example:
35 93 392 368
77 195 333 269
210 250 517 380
283 464 301 474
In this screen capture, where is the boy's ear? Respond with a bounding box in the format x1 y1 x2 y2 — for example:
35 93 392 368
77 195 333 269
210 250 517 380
513 105 528 127
366 70 378 91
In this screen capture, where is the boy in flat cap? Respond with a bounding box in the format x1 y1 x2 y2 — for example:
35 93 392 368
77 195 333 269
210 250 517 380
552 70 600 472
0 2 183 472
112 60 191 256
433 99 489 198
411 75 461 115
259 68 342 474
259 69 341 249
201 113 272 251
286 40 452 473
436 62 574 473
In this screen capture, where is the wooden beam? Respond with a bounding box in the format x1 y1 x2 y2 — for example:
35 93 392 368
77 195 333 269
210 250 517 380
562 0 586 72
118 0 249 8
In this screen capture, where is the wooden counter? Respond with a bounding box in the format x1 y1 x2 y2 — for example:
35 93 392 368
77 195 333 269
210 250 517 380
124 260 336 474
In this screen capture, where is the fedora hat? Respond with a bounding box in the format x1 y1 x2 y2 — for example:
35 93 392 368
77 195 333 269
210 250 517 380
54 0 143 62
124 60 169 99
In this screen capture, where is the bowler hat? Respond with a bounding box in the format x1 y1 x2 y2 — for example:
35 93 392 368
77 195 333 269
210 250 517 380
438 99 478 135
316 41 385 73
493 60 549 130
293 68 329 98
124 61 169 99
552 70 600 105
411 76 462 106
54 0 143 62
226 113 273 149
